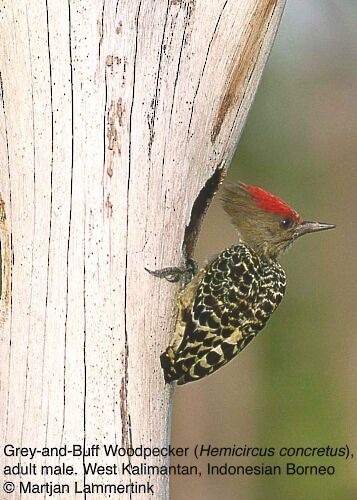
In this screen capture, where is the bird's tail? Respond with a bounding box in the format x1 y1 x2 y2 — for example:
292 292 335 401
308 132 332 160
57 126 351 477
160 347 179 383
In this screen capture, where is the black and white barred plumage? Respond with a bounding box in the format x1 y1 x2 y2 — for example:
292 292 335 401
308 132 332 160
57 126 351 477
160 244 286 385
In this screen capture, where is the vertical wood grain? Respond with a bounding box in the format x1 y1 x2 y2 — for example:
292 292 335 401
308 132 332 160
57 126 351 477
0 0 286 498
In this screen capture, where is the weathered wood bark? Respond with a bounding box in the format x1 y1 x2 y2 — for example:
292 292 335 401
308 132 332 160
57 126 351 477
0 1 286 498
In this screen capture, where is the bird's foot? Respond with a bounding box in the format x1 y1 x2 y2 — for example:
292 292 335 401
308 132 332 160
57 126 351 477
145 257 198 285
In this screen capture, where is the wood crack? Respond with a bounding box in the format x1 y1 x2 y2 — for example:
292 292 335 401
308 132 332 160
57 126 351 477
186 0 228 139
184 163 225 258
0 71 12 441
211 0 279 142
60 0 75 449
226 0 278 148
42 0 55 413
147 0 171 159
83 202 88 498
21 6 37 456
122 0 142 468
167 1 191 136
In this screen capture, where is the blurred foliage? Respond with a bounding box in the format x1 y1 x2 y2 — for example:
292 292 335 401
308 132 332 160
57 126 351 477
229 1 357 498
173 2 357 499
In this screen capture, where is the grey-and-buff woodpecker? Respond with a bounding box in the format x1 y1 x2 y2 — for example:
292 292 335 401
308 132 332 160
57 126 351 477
151 182 335 385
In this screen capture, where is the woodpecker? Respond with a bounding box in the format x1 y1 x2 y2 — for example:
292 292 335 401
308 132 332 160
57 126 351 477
153 182 335 385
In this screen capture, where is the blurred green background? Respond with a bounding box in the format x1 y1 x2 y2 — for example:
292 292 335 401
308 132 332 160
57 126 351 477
171 1 357 499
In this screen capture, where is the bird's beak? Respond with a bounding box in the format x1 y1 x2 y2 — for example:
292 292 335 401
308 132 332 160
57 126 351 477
296 221 336 237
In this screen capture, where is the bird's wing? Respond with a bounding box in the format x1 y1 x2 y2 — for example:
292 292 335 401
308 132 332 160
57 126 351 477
174 245 265 383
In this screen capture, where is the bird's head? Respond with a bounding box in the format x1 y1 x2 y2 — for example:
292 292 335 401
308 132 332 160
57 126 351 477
221 182 335 260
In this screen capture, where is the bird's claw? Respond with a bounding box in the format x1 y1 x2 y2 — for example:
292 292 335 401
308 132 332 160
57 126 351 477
145 257 198 286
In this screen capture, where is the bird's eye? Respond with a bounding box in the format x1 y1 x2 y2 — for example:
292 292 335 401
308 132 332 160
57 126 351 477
280 217 294 229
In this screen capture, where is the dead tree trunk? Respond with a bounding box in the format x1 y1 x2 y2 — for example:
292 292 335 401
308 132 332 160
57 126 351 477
0 1 286 498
